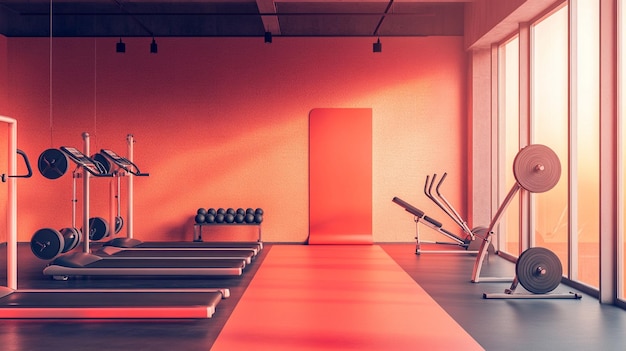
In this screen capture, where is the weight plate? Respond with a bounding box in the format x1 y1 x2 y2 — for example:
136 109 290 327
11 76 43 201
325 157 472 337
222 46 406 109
86 217 110 241
516 247 563 294
513 144 561 193
114 216 124 234
467 237 482 251
38 148 68 180
92 153 111 174
60 227 81 252
471 226 488 238
30 228 64 260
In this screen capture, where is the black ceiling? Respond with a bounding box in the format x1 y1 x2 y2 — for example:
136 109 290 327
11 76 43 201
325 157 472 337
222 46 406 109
0 0 467 38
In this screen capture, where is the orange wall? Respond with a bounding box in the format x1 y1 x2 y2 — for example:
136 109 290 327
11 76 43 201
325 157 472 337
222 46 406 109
1 36 467 244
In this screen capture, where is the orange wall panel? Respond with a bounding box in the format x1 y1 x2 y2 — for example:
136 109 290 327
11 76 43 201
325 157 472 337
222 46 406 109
309 108 372 244
1 36 467 244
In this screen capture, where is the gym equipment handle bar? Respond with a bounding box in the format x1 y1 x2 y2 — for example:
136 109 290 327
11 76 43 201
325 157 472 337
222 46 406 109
1 149 32 182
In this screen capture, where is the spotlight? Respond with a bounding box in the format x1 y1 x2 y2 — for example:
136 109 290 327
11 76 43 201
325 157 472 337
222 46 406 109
150 38 158 53
116 38 126 53
264 31 272 44
373 38 382 53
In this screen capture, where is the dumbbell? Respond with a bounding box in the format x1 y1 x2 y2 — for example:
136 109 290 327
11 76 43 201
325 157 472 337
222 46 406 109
31 227 81 260
224 213 235 223
195 213 206 224
235 213 245 223
215 213 225 223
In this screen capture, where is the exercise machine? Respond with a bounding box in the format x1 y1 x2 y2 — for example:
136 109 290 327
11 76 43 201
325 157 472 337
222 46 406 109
470 144 582 299
83 147 256 263
0 117 229 318
100 135 262 254
392 197 488 254
40 133 247 280
392 172 490 254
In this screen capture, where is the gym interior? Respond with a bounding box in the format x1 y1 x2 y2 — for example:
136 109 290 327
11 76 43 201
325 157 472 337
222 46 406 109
2 0 626 350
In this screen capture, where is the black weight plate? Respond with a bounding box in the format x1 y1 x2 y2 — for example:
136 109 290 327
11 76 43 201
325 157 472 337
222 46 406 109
86 217 110 241
92 153 111 174
70 227 82 250
37 148 68 180
516 247 563 294
60 227 81 252
30 228 64 260
115 216 124 234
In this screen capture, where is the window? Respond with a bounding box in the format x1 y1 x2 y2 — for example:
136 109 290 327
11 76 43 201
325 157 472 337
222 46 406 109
497 36 521 255
531 4 570 275
619 0 626 301
571 0 599 288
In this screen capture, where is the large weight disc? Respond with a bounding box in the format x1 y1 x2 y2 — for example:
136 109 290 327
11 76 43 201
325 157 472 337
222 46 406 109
513 144 561 193
30 228 64 260
516 247 563 294
38 148 68 180
60 227 81 252
466 227 496 253
92 153 111 174
86 217 110 241
114 216 124 234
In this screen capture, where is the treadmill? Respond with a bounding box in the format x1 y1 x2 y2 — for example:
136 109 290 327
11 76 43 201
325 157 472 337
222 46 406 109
42 136 247 280
0 124 229 319
98 138 262 254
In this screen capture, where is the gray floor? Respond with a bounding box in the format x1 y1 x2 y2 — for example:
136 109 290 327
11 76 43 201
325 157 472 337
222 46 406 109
1 243 625 351
382 243 626 351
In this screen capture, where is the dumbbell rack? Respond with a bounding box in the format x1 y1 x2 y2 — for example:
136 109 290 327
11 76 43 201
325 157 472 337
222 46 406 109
193 223 262 243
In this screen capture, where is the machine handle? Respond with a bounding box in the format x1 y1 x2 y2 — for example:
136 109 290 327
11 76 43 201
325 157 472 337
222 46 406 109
2 149 33 182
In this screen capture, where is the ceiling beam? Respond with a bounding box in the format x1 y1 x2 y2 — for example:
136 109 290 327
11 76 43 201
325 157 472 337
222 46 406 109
256 0 281 35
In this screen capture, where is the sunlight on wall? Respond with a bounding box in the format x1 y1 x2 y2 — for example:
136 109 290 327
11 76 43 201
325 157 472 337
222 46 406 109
1 36 467 244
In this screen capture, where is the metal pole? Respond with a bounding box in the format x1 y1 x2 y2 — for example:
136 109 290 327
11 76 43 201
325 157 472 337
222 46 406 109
1 115 18 290
127 134 134 239
82 132 91 253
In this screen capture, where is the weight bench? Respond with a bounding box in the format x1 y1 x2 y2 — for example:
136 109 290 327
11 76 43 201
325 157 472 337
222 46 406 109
392 197 485 255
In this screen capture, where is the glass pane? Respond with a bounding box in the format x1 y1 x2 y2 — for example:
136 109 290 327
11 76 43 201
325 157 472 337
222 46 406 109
531 5 569 275
498 37 521 255
574 0 599 288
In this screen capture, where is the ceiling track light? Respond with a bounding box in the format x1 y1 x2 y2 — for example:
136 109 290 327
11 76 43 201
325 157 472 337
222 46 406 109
116 38 126 53
264 31 272 44
373 37 382 53
150 37 158 53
